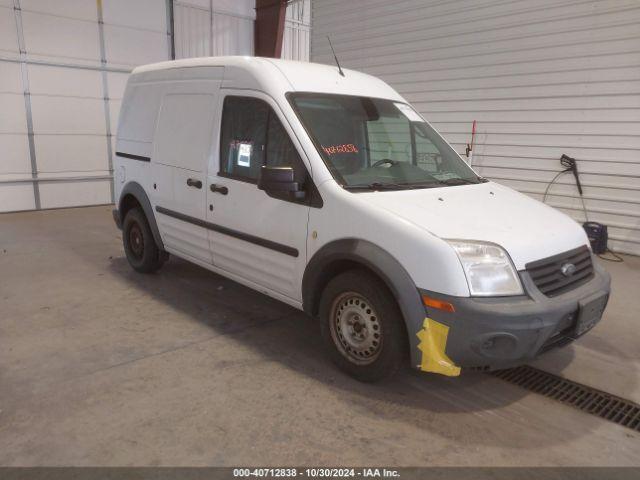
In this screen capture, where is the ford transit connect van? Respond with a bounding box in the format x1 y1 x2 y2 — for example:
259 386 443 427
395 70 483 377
112 57 611 382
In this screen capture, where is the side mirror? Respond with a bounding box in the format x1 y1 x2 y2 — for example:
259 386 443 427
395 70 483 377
258 166 305 199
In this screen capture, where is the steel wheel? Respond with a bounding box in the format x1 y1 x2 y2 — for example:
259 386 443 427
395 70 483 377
329 292 383 365
128 222 144 259
122 207 165 274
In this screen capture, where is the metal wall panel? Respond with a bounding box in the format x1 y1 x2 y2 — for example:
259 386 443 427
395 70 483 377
0 134 30 177
29 64 107 176
0 7 29 210
20 10 101 65
107 71 130 141
2 0 308 212
102 0 167 32
174 2 211 58
34 135 107 175
0 94 28 134
20 0 97 20
0 0 172 212
174 0 255 59
38 180 112 210
311 0 640 256
0 5 19 54
0 58 30 185
282 0 310 61
28 64 103 97
104 24 168 69
0 184 36 211
174 0 310 60
211 10 253 56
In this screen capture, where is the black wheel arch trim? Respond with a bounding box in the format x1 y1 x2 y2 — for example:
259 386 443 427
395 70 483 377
302 239 426 366
117 182 165 251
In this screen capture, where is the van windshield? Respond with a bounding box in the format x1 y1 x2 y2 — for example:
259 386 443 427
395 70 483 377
289 93 484 190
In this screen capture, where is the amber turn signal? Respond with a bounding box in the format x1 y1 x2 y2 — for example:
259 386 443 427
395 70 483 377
422 294 455 313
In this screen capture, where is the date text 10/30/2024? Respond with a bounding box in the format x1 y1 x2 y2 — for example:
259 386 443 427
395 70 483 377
233 468 401 478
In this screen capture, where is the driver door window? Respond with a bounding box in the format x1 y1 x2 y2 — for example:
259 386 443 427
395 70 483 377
219 96 307 188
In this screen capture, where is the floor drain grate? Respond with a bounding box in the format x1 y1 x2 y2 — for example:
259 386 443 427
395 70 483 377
491 365 640 432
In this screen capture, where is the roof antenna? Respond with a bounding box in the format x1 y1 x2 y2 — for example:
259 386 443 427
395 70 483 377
327 36 345 77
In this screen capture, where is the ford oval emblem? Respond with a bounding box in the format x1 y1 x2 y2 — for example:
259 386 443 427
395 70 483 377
561 262 577 277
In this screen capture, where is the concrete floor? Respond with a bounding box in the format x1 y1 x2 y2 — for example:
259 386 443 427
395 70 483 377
1 205 638 466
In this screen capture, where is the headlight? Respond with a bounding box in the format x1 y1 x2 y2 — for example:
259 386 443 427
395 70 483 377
447 240 523 296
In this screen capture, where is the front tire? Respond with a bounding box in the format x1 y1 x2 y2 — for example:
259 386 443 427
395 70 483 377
122 207 165 273
319 270 408 382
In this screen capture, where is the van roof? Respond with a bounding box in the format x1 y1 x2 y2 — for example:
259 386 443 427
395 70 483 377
131 56 404 102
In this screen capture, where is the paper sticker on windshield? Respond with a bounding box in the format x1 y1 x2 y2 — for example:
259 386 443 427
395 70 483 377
322 144 359 156
237 143 252 167
394 102 423 122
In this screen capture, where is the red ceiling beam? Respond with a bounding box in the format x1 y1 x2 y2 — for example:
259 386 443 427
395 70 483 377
255 0 288 58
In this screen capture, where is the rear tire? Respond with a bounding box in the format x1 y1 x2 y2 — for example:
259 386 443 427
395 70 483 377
319 270 408 382
122 207 165 273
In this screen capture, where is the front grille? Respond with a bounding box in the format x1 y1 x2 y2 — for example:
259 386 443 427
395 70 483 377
526 246 594 297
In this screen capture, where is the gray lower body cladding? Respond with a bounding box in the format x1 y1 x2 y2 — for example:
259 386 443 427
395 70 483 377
112 208 122 229
421 258 611 371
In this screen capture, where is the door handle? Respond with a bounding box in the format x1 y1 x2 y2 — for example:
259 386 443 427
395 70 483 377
186 178 202 189
210 184 229 195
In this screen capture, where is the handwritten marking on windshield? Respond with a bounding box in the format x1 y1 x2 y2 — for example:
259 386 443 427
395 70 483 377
322 144 359 155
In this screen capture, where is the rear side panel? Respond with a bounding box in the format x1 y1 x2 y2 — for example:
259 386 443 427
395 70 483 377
114 67 223 266
113 72 164 204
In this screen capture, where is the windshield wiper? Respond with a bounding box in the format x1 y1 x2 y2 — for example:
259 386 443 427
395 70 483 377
344 182 411 191
436 178 480 186
345 177 486 191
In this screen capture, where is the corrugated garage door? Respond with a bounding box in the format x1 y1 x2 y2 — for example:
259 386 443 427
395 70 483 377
0 0 169 213
311 0 640 256
0 0 168 211
2 0 311 213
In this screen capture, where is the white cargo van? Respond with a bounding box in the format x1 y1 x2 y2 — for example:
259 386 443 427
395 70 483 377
113 57 610 381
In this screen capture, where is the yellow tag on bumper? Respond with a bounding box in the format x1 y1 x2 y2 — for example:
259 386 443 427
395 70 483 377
416 318 461 376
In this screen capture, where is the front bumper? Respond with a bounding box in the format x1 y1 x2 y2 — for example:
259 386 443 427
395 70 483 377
420 257 611 372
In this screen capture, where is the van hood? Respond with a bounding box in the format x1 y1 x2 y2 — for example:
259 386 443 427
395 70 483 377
356 182 589 270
